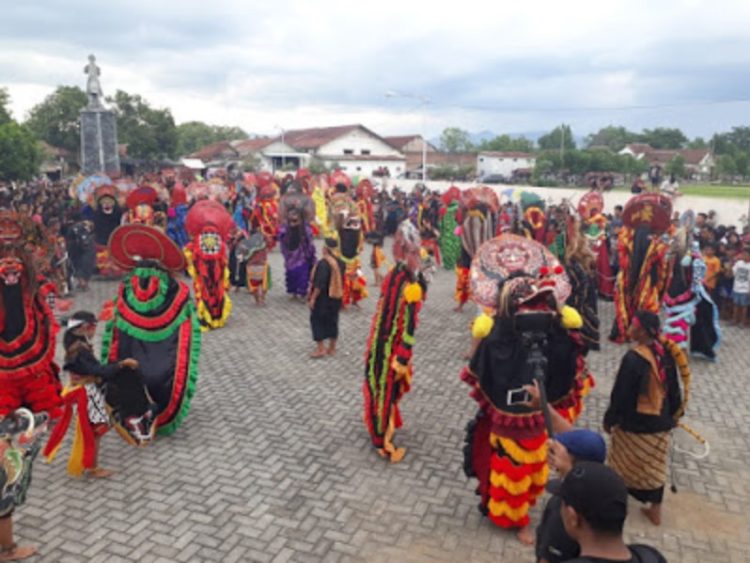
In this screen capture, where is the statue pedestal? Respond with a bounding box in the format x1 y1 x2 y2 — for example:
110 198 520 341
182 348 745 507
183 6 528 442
80 108 120 176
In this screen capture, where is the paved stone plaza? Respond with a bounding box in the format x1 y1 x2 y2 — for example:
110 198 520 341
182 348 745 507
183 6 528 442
17 243 750 562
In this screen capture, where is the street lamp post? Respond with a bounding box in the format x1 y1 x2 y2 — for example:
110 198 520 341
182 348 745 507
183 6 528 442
384 91 430 182
275 125 285 171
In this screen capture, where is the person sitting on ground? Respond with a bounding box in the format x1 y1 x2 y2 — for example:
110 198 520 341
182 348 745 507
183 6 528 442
558 462 667 563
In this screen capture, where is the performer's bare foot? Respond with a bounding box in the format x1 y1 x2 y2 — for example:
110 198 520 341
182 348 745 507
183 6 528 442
0 544 37 561
326 347 336 356
86 467 114 479
641 504 662 526
516 526 535 546
310 348 327 359
389 447 406 463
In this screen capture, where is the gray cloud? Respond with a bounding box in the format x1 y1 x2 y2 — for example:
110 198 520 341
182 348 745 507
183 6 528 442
2 0 750 138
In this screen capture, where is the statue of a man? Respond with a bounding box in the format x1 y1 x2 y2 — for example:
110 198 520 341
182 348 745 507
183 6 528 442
84 54 103 108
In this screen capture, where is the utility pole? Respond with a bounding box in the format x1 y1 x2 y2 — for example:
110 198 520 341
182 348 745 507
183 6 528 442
560 123 565 180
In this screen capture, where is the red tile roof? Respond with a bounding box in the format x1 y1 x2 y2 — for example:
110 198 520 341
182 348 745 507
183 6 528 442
278 124 396 151
189 141 239 160
624 144 711 167
233 137 274 155
385 135 421 150
623 143 653 155
278 124 361 150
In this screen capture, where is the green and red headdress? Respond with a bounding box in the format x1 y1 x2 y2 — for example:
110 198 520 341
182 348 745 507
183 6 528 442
102 224 200 435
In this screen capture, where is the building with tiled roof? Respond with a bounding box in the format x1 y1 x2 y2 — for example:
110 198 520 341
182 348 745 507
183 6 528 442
619 144 714 179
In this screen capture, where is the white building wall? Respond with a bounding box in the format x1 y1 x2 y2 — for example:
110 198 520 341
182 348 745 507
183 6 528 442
321 158 405 177
477 155 536 178
318 129 403 157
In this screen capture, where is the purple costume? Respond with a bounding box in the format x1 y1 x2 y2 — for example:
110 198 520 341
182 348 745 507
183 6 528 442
279 223 316 297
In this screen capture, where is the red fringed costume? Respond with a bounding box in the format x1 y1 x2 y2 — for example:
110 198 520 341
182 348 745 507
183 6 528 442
610 194 674 343
461 235 593 531
363 221 427 463
0 212 62 419
578 191 614 299
253 178 279 250
184 201 234 331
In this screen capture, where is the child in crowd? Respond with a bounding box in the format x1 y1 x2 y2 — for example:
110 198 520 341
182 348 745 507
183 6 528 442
245 230 270 306
369 233 388 288
731 246 750 326
702 243 721 300
63 311 140 478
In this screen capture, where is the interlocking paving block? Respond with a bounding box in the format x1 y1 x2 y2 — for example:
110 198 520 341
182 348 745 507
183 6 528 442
13 240 750 561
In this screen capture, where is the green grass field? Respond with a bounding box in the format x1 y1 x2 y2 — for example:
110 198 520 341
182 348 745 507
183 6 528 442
608 184 750 199
677 184 750 198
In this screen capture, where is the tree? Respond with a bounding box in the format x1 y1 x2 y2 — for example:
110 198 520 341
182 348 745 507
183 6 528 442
584 125 638 152
25 86 88 155
439 127 474 153
0 121 43 181
639 127 687 149
687 137 708 149
176 121 248 155
479 134 533 153
734 152 749 178
665 154 686 178
241 153 262 172
725 126 750 153
715 154 737 178
107 90 178 160
620 154 649 178
0 88 11 125
538 124 576 151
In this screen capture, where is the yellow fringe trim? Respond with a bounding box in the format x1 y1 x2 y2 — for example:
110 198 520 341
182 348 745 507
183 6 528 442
489 471 532 494
530 463 549 487
488 499 531 520
491 435 548 464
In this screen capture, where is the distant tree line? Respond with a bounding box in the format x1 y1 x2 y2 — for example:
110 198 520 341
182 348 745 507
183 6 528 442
438 123 750 182
0 84 250 180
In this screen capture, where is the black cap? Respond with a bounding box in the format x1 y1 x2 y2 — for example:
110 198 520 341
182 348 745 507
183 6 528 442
634 310 660 339
559 462 628 533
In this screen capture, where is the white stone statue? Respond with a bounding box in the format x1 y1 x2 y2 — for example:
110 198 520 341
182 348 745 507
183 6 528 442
84 54 103 108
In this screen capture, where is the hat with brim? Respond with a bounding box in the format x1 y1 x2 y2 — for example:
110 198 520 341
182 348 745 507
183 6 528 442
622 193 672 234
108 224 185 272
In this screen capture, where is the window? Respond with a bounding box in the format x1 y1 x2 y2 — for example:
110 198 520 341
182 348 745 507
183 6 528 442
479 157 484 162
343 149 354 155
356 166 362 171
361 149 371 155
513 158 518 162
396 167 401 172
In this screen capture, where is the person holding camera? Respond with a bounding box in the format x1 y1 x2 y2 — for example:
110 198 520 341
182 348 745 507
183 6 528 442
460 235 593 545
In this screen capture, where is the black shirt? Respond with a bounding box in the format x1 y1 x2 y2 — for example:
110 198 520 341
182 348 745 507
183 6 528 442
312 257 344 312
536 487 580 563
603 348 681 434
564 544 667 562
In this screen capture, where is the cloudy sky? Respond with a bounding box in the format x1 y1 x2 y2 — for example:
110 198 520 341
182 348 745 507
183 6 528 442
2 0 750 140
